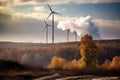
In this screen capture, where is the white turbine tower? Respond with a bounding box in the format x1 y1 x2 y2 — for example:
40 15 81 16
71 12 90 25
66 29 70 42
43 18 51 43
73 31 77 41
47 3 60 43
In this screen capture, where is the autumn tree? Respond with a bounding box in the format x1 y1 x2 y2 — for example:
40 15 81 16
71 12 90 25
102 59 111 69
48 56 66 69
110 56 120 69
80 34 98 68
102 56 120 69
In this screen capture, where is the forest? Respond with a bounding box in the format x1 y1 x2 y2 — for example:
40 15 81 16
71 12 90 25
0 35 120 79
0 39 120 66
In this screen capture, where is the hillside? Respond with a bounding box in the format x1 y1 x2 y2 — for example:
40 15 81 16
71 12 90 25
0 39 120 66
0 60 54 80
0 40 120 79
0 60 26 71
0 39 120 48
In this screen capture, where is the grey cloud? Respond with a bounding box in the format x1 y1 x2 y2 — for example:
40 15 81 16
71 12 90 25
0 13 120 42
0 11 11 22
20 0 120 4
99 26 120 39
21 0 48 2
74 0 120 4
0 11 12 34
0 0 14 34
0 6 120 43
0 0 14 7
21 0 33 2
0 14 68 42
94 19 120 39
0 0 120 7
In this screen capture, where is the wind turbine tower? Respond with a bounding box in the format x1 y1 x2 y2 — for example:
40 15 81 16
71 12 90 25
67 29 70 42
43 18 51 43
73 31 77 41
47 3 60 43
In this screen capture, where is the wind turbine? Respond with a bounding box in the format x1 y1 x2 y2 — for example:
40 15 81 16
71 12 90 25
43 18 51 43
73 31 77 41
66 29 70 42
47 3 60 43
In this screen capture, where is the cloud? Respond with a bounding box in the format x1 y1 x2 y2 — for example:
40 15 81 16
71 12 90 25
74 0 120 4
94 19 120 39
14 11 48 20
0 10 72 42
33 6 46 12
57 15 100 39
20 0 69 4
10 0 120 6
0 11 11 22
0 0 14 7
95 19 120 29
1 7 120 42
0 6 12 34
0 0 120 43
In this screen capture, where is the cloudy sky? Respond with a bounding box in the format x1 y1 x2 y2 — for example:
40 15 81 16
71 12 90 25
0 0 120 43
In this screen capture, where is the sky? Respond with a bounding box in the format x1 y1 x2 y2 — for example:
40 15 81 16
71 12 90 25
0 0 120 43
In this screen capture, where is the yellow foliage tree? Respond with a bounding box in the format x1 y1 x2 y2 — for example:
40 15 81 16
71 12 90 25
110 56 120 69
80 34 98 68
102 59 111 69
48 56 66 69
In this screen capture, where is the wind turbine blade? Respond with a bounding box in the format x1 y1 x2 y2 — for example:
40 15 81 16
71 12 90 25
54 11 61 15
47 3 52 12
43 26 48 31
45 26 48 29
43 18 47 25
47 24 51 26
47 13 52 19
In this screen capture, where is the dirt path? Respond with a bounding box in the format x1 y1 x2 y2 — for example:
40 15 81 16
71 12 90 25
34 73 119 80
